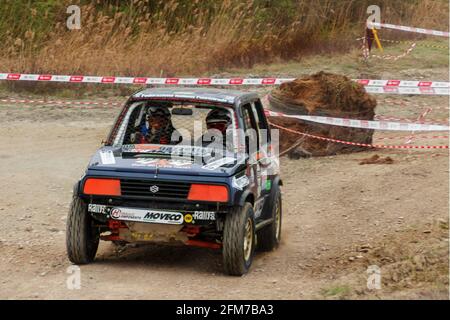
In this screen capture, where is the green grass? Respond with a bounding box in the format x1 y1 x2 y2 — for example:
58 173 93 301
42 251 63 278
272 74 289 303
228 38 449 80
321 285 352 299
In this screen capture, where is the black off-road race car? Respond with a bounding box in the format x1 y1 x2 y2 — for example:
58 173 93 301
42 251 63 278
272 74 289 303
66 88 282 276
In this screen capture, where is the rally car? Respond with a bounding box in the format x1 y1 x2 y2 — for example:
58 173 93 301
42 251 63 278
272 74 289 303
66 87 282 276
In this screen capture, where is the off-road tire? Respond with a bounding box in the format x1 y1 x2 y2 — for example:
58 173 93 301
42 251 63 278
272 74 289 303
222 203 256 276
66 196 100 264
257 189 282 251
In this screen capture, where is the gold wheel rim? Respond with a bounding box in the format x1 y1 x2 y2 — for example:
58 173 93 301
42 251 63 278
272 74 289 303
243 218 253 261
275 199 281 241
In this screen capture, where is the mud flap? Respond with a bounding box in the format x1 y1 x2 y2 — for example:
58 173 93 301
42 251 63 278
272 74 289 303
259 176 282 220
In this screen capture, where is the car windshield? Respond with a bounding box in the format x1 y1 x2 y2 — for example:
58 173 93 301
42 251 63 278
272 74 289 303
111 100 241 159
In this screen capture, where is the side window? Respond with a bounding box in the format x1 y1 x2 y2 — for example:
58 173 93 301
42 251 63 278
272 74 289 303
242 105 255 131
251 100 270 147
253 100 269 131
242 103 259 155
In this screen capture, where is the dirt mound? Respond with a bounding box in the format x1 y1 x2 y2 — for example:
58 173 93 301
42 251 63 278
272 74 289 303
359 154 394 165
268 72 376 158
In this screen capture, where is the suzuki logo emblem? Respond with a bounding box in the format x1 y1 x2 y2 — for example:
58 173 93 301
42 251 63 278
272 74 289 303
149 185 159 193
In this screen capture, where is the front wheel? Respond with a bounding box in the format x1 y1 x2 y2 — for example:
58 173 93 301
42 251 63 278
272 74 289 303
222 203 256 276
66 196 100 264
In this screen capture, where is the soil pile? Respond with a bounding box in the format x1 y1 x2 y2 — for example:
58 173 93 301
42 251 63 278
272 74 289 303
268 72 376 158
359 154 394 165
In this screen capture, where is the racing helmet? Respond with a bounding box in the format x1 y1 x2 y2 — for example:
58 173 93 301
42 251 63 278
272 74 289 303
205 109 231 126
146 102 171 119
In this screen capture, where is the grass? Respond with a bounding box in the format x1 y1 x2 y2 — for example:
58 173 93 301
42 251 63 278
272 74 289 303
226 37 449 80
0 35 447 99
0 0 448 76
321 285 352 299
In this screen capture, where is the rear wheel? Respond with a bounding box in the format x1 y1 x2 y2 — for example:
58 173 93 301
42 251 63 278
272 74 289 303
66 196 100 264
257 189 282 251
222 203 256 276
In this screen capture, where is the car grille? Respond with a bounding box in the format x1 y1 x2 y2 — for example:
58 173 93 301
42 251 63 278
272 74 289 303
120 179 191 200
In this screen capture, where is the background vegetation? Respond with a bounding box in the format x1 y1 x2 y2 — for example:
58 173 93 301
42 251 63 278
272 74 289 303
0 0 448 76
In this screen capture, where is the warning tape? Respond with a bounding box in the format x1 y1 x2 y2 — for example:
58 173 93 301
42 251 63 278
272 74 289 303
265 110 449 131
374 115 448 125
379 38 449 49
364 86 449 95
378 102 450 110
0 73 293 85
367 22 450 37
355 79 449 88
0 98 122 106
369 42 416 61
269 122 448 150
376 134 448 141
1 73 449 88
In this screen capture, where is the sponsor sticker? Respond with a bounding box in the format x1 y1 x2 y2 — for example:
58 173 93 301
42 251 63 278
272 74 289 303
132 158 192 168
88 204 107 214
232 175 250 190
184 214 193 223
100 150 116 165
193 211 216 221
202 157 236 170
110 207 184 225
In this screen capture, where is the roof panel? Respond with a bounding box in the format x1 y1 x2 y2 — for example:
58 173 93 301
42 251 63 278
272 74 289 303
132 87 259 104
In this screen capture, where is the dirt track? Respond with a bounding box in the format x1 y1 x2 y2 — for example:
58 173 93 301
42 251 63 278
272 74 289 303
0 93 448 299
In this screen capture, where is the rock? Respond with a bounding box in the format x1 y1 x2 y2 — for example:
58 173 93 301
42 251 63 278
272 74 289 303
348 257 355 261
423 230 432 234
437 219 448 230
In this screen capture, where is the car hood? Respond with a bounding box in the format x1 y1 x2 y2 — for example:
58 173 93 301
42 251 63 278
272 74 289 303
87 146 245 177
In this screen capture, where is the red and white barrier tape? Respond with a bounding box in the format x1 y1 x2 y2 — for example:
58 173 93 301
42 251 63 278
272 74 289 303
364 86 449 95
265 110 449 132
375 115 448 125
0 73 293 85
378 102 450 110
0 98 121 106
376 134 448 141
1 73 449 88
369 42 416 61
404 108 433 144
355 79 449 88
367 22 450 38
269 122 448 150
378 38 449 49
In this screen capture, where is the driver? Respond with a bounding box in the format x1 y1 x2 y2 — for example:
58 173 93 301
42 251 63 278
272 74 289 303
135 104 178 144
200 109 233 149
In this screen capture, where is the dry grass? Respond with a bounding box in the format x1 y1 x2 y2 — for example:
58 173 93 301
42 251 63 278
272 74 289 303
0 0 448 76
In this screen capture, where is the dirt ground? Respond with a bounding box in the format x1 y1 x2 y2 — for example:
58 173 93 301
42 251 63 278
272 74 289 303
0 88 448 299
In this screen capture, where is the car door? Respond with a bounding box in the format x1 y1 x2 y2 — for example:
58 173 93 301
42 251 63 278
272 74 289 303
241 102 266 220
